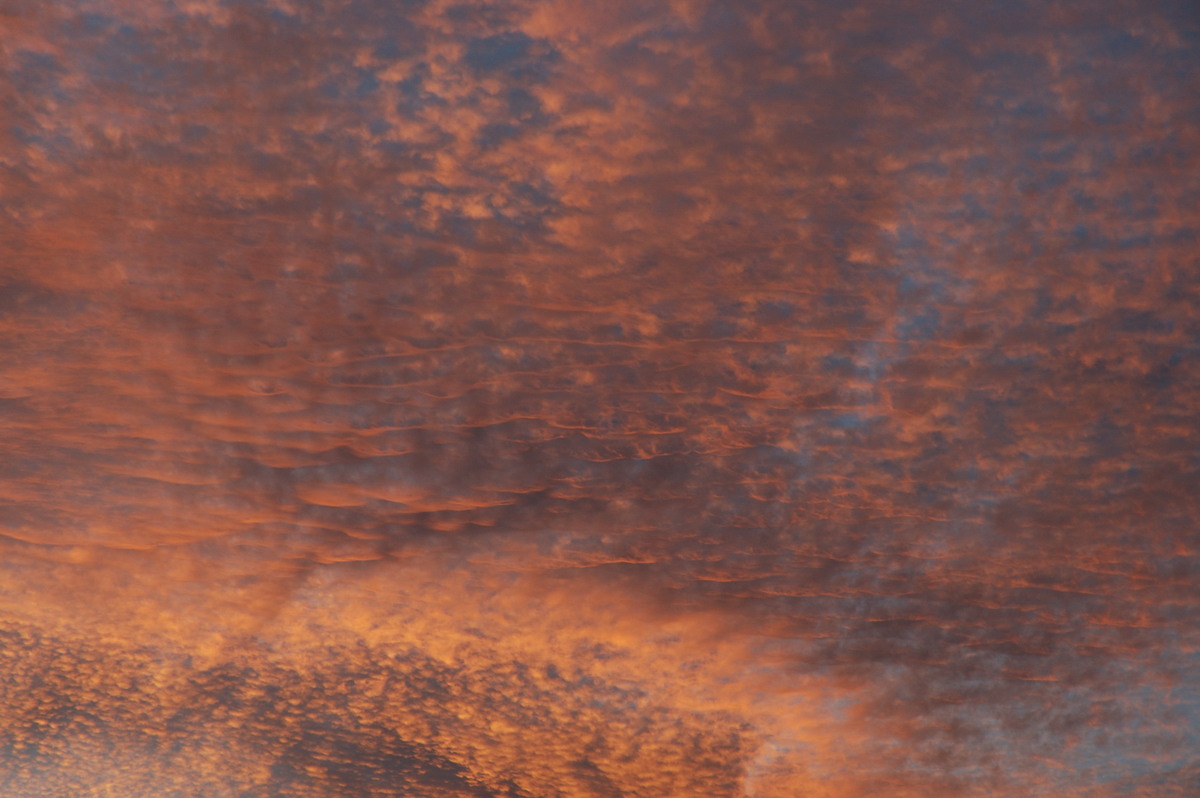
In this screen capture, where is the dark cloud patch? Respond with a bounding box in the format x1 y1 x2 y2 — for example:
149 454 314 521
465 32 559 81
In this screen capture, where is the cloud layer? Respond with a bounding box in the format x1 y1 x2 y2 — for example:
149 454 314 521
2 0 1198 795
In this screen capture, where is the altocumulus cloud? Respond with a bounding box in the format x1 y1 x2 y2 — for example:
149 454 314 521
1 0 1198 795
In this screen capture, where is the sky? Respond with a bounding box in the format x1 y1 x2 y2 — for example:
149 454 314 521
1 0 1198 795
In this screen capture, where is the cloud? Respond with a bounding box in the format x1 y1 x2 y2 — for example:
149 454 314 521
1 0 1198 794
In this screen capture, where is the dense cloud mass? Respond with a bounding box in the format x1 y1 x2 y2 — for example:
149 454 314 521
1 0 1198 795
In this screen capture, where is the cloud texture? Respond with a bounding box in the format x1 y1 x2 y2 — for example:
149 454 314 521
1 0 1199 794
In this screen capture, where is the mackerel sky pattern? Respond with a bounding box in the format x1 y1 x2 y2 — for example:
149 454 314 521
1 0 1199 795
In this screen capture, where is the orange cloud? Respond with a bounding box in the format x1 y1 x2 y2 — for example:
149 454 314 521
1 0 1198 794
